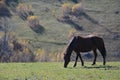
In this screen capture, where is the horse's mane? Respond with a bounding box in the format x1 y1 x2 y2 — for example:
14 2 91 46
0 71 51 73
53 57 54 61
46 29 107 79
67 37 75 47
62 36 76 55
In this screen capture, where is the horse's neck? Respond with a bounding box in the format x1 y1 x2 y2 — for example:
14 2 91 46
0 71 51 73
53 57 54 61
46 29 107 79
66 45 73 57
66 36 77 56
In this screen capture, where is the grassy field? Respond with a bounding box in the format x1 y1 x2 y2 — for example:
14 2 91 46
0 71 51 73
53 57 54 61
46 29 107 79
0 62 120 80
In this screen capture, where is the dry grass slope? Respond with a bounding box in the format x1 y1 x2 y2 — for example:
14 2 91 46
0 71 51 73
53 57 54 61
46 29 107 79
8 0 120 61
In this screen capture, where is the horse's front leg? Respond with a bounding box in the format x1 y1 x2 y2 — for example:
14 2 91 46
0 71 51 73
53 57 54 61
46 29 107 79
78 53 84 66
73 54 78 67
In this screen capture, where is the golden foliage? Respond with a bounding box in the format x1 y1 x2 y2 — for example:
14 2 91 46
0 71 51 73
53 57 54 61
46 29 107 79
8 31 18 40
0 31 34 62
0 32 4 38
61 3 72 16
49 52 63 62
0 0 5 5
27 15 39 28
16 3 33 20
11 38 34 62
72 2 84 14
17 3 27 11
62 3 72 9
34 48 46 61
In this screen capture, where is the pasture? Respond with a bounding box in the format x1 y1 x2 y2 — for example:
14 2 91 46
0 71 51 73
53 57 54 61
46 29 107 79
0 62 120 80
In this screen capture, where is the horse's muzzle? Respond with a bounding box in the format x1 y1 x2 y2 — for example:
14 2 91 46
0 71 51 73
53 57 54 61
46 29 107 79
64 64 67 68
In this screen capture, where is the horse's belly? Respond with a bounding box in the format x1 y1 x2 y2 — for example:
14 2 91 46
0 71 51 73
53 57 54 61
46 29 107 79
76 43 95 52
79 48 92 52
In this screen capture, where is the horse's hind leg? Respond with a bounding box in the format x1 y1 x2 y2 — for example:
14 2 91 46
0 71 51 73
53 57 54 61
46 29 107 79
92 50 98 65
98 48 106 65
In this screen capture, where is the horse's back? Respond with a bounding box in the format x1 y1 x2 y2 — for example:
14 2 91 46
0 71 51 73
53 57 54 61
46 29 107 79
73 35 105 52
74 36 96 52
91 36 104 46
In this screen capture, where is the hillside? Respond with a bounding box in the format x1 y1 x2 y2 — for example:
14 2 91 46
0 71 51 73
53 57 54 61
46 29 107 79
7 0 120 61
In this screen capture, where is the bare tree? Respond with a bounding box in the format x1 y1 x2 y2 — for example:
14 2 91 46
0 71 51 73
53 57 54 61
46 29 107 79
0 1 12 62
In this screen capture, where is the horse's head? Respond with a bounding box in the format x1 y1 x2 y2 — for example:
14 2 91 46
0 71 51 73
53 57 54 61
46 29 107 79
64 53 70 68
63 36 77 68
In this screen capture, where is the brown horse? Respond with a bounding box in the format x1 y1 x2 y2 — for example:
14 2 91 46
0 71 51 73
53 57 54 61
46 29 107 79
64 35 106 68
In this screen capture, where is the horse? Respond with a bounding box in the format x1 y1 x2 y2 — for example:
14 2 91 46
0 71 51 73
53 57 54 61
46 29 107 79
64 35 106 68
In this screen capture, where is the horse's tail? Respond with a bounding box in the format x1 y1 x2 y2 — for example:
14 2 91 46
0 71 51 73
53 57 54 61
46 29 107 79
94 37 106 57
99 38 106 65
99 38 106 57
93 37 106 65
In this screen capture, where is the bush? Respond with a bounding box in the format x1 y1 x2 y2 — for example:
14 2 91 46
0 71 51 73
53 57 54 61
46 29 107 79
0 32 35 62
34 48 47 61
4 0 19 6
10 39 35 62
34 49 63 62
0 1 12 17
72 2 84 16
16 3 34 20
27 16 45 34
57 3 73 22
49 52 63 62
61 3 72 17
27 15 39 28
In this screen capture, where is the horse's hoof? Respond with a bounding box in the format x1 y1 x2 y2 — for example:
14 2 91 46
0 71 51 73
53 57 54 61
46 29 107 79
81 63 84 66
81 64 84 66
103 63 105 65
73 65 76 67
64 66 67 68
92 63 95 65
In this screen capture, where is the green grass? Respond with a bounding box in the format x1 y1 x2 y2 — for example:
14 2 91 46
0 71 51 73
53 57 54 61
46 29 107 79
0 62 120 80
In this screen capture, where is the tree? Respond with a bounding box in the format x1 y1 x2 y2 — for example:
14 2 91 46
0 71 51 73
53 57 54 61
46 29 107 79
0 1 35 62
4 0 19 6
0 1 12 62
0 1 12 17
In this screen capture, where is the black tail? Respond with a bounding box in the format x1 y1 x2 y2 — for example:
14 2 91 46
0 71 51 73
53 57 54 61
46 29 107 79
99 38 106 58
98 38 106 65
93 37 106 65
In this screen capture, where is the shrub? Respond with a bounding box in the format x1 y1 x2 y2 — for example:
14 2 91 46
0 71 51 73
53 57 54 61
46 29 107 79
27 16 45 34
10 39 35 62
34 48 46 61
27 15 39 28
0 32 35 62
72 0 78 3
4 0 19 6
61 3 72 17
57 3 73 22
16 3 33 20
0 0 12 17
49 52 63 62
72 2 84 16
